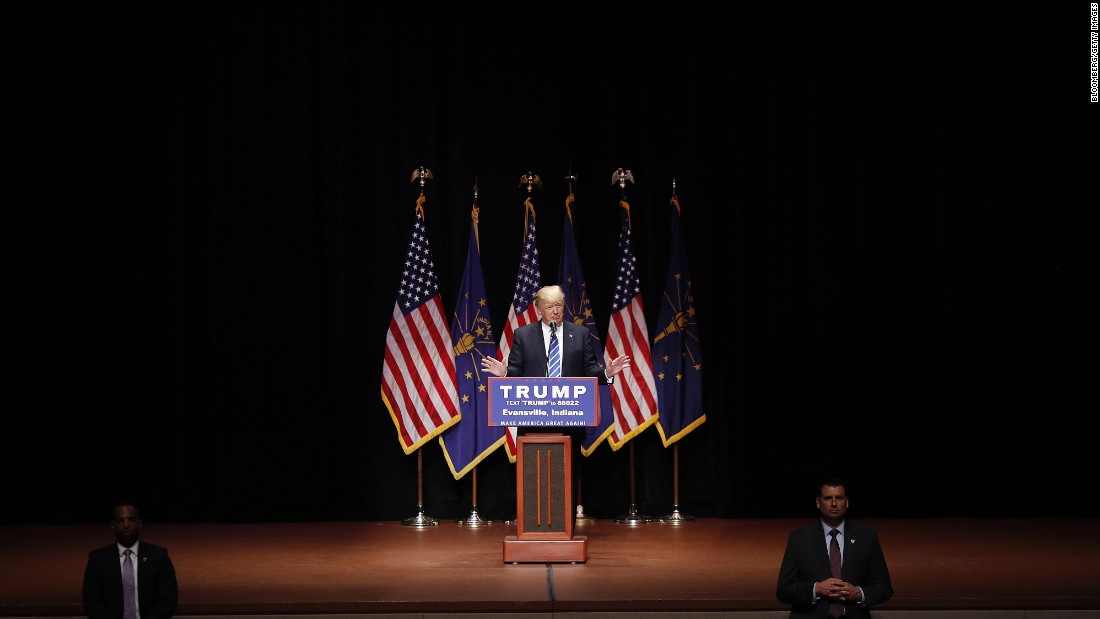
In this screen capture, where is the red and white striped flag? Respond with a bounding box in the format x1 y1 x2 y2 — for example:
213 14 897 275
496 197 542 462
381 195 461 454
606 198 659 449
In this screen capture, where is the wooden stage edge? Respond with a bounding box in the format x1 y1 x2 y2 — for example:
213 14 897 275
2 517 1098 618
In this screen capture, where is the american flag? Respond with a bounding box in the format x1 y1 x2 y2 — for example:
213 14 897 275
653 194 705 447
606 199 659 450
497 197 542 461
381 197 461 454
439 206 507 478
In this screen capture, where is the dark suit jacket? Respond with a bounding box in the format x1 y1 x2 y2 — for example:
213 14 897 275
505 320 608 382
83 542 179 619
776 520 893 619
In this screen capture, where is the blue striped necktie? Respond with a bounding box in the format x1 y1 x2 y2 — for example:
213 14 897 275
548 323 561 377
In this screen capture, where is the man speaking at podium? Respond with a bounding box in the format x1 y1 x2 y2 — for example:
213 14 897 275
482 284 632 528
480 284 631 389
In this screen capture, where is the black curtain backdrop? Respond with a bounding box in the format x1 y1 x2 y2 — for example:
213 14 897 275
8 3 1095 524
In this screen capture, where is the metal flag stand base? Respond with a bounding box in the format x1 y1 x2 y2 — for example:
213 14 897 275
615 503 654 525
658 446 695 524
614 443 653 525
456 467 492 526
658 506 696 524
456 505 492 526
402 506 438 527
402 451 439 527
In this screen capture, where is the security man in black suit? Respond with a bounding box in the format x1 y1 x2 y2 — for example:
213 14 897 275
82 502 178 619
776 477 893 618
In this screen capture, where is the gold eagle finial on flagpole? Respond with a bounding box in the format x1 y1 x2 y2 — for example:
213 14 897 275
612 168 634 198
519 171 542 194
410 166 434 195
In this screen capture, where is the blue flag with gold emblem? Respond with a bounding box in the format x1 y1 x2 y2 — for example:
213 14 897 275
557 193 615 455
439 206 507 478
653 194 705 446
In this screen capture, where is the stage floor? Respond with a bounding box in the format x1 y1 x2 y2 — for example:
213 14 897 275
2 517 1098 617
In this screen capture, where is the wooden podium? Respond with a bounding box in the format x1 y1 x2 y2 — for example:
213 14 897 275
502 433 587 563
488 377 597 564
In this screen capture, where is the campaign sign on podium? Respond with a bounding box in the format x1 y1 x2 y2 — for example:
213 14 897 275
487 376 599 429
489 377 596 564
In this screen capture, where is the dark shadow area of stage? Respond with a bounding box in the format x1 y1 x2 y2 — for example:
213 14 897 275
2 518 1098 616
